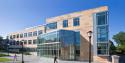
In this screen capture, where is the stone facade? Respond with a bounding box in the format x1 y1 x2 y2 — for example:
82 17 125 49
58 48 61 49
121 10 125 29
8 25 44 48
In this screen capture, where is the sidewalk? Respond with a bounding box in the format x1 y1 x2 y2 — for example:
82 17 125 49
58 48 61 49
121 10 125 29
0 54 97 63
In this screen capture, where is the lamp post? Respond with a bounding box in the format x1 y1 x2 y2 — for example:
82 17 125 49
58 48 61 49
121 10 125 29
7 44 10 56
87 31 92 63
21 40 24 63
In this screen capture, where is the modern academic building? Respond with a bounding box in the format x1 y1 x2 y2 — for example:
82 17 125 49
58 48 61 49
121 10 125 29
37 6 109 63
8 6 109 63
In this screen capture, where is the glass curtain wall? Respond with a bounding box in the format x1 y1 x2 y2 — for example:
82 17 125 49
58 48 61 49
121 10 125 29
96 11 109 55
37 30 80 60
37 31 60 57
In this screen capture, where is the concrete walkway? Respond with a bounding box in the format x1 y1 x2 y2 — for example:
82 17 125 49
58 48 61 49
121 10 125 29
0 53 98 63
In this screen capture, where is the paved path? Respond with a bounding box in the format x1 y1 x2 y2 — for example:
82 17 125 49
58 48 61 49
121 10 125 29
0 54 100 63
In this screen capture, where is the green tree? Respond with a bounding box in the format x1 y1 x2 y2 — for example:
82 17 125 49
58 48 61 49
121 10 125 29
109 40 116 55
0 36 3 42
0 36 3 51
113 31 125 54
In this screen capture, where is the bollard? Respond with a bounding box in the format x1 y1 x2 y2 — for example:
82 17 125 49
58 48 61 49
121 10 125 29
112 55 119 63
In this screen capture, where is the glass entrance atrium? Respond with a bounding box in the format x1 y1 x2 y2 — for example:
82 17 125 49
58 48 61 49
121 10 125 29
37 29 80 60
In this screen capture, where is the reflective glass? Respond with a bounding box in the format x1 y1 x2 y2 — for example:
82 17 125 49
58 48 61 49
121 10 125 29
96 12 107 25
16 34 19 38
37 30 80 59
97 43 108 55
73 17 80 26
28 40 32 44
38 30 42 35
63 20 68 27
33 31 37 36
46 22 57 30
20 34 23 38
24 33 27 37
28 32 32 37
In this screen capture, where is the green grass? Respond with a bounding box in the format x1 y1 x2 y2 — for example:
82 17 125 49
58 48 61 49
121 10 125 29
0 58 12 62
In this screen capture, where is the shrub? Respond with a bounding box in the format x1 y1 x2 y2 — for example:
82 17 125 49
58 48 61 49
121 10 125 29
0 54 9 57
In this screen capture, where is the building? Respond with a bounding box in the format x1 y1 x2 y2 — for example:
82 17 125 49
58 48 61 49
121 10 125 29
37 6 109 63
8 6 109 63
8 25 44 55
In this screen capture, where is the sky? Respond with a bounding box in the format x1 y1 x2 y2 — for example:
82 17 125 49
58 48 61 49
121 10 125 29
0 0 125 43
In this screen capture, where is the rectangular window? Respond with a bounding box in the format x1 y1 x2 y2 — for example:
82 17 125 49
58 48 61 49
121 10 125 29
38 30 42 35
97 43 108 55
97 33 108 42
33 31 38 36
46 22 57 30
97 26 108 42
10 35 13 39
24 40 27 44
28 40 32 44
73 17 80 26
97 26 108 33
13 35 16 38
63 20 68 27
28 32 32 37
16 34 19 38
33 39 37 44
96 12 107 25
20 34 23 38
24 33 27 37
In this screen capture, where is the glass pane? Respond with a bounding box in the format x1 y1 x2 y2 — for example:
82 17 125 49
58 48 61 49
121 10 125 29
96 12 107 25
97 26 108 33
97 33 108 42
28 32 32 37
33 31 37 36
38 30 42 35
63 20 68 27
73 17 80 26
46 22 57 30
97 43 108 55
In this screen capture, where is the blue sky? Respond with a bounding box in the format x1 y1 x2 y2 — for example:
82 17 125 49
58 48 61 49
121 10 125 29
0 0 125 42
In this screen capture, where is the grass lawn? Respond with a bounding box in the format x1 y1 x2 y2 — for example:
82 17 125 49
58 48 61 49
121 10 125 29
0 58 12 62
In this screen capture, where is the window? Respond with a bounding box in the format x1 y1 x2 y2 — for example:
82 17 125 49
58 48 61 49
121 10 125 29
13 35 16 38
33 31 37 36
38 30 42 35
28 40 32 44
73 17 80 26
24 40 27 44
24 33 27 37
97 43 108 55
10 35 13 39
28 32 32 37
63 20 68 27
20 34 23 38
97 33 108 42
97 26 108 33
16 34 19 38
97 26 108 42
16 41 20 45
96 12 107 25
33 39 37 44
46 22 57 30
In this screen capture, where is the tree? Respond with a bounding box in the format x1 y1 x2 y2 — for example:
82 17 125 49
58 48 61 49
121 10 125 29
0 36 3 42
0 36 4 51
113 31 125 54
109 40 116 55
